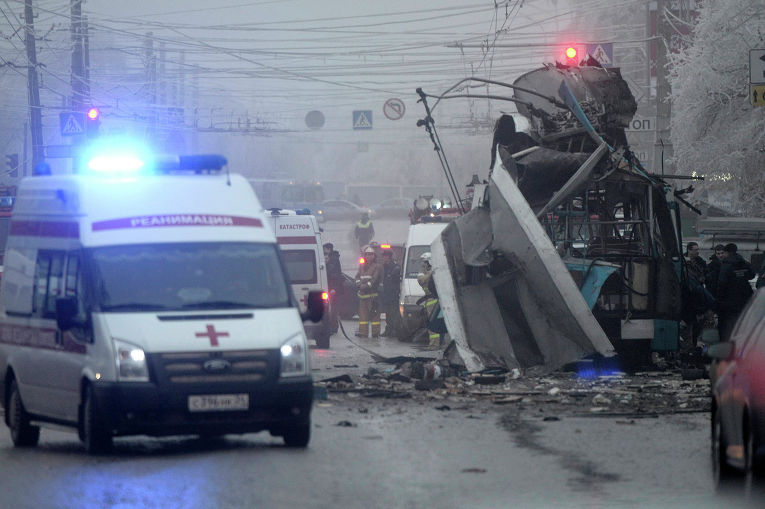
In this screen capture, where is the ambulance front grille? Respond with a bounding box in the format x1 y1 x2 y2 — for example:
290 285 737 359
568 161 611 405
153 350 276 385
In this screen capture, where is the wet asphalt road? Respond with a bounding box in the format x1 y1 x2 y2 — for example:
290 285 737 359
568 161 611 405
0 220 758 507
0 326 754 509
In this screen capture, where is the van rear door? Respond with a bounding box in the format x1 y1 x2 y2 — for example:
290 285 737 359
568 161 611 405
281 248 321 313
267 213 325 313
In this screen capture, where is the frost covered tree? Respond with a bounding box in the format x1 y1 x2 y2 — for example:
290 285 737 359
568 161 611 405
668 0 765 215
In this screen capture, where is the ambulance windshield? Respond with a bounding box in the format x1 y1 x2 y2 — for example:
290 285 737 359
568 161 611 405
89 242 290 312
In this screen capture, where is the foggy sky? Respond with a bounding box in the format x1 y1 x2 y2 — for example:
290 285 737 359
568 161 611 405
2 0 573 185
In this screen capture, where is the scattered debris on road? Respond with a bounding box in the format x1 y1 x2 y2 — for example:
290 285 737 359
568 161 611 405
316 359 710 417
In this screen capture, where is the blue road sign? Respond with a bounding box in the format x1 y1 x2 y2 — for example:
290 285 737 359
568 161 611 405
59 112 85 136
353 110 373 130
585 43 614 67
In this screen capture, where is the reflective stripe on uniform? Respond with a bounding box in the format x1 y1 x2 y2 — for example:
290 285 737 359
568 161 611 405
359 321 369 325
358 292 379 299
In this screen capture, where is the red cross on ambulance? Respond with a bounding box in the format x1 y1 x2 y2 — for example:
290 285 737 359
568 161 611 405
195 324 229 346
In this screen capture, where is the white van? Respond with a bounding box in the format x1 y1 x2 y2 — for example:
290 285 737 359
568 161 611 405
0 154 322 452
265 209 332 348
399 221 448 333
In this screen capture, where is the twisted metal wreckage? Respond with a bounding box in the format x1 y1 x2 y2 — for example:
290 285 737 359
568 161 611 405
417 62 689 374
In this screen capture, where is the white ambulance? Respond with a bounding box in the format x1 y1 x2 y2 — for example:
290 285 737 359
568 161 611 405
265 209 332 349
0 153 323 452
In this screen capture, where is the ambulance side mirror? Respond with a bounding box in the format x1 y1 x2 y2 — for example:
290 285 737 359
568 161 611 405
55 297 79 331
301 290 325 323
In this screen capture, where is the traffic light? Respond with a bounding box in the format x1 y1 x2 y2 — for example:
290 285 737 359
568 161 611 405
6 153 19 178
85 107 100 137
562 45 580 66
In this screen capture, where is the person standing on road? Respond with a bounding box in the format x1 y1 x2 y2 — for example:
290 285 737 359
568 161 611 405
705 244 725 299
685 242 707 284
354 212 375 250
717 243 755 342
324 242 343 333
324 242 343 293
355 246 382 338
380 250 403 338
683 241 711 347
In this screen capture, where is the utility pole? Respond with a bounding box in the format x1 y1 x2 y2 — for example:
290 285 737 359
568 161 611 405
144 33 157 137
83 15 90 91
24 0 44 168
23 120 28 177
70 0 87 111
178 50 186 113
653 0 673 175
159 41 166 112
191 70 199 151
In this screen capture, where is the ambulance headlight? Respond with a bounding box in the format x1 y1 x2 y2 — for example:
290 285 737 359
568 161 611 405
280 334 307 378
114 339 149 382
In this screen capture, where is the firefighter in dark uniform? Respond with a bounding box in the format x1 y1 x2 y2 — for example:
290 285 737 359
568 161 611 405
380 250 403 338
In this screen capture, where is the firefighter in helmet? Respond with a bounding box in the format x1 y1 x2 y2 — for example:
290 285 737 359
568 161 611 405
355 245 382 338
417 252 441 349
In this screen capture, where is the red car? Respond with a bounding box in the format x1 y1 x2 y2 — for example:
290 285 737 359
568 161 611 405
708 287 765 488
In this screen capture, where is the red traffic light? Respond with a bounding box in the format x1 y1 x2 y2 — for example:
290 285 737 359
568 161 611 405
565 47 577 59
87 107 100 120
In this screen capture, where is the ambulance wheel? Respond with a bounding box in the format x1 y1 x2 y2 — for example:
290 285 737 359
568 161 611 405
315 332 331 349
81 385 113 454
282 421 311 448
8 379 40 447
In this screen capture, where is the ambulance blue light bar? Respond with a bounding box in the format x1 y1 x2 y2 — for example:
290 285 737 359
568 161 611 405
85 153 228 175
88 155 145 173
153 154 228 173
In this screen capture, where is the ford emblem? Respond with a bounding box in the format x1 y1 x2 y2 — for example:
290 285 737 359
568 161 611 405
203 359 231 372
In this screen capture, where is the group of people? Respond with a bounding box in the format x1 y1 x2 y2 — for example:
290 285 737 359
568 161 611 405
684 241 759 345
329 211 442 346
323 236 404 340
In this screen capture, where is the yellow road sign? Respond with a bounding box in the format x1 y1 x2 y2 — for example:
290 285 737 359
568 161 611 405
751 84 765 107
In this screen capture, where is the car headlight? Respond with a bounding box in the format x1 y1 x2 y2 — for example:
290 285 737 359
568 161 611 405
113 338 149 382
280 333 308 378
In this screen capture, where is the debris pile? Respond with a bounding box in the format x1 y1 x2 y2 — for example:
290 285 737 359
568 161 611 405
316 362 710 417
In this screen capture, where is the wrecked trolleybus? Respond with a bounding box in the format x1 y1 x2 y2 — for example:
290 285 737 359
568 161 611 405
415 60 688 372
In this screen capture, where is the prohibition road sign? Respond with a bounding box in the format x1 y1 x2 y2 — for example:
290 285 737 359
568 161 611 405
383 98 405 120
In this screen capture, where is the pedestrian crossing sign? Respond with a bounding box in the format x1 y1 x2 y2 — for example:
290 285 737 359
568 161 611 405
59 112 85 136
585 43 613 67
353 110 373 130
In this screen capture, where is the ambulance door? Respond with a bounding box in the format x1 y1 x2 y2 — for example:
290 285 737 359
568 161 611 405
26 251 87 421
281 247 320 313
56 252 91 422
21 249 67 418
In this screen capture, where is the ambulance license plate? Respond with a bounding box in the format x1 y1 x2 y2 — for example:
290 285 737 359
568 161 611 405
188 394 249 412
